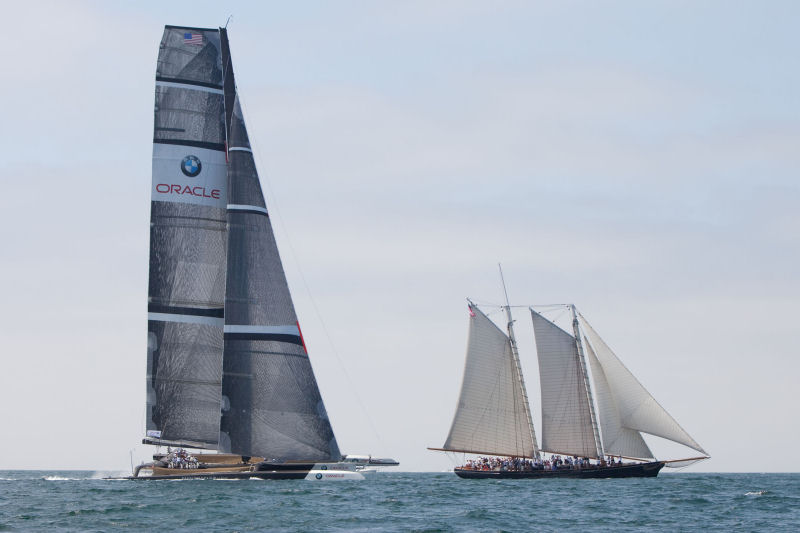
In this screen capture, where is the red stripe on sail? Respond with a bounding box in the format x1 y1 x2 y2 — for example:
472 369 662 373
296 320 308 354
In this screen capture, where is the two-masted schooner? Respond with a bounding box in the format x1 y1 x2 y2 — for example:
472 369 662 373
430 288 709 478
124 25 397 480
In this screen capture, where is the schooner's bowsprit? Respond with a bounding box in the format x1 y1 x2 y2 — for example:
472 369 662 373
430 288 708 479
121 25 398 480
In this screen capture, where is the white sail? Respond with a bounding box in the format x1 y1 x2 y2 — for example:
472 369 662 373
584 340 654 459
580 315 707 456
531 310 599 458
442 305 537 458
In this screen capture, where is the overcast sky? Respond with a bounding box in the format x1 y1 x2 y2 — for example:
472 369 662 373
1 0 798 473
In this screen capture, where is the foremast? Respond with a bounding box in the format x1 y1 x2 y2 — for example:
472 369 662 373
571 304 604 460
499 265 540 459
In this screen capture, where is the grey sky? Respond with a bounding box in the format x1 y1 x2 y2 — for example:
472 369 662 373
1 1 797 472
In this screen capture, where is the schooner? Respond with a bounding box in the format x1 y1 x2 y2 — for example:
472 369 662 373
430 278 709 479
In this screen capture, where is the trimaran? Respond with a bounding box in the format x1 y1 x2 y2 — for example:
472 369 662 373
119 25 397 480
430 269 709 479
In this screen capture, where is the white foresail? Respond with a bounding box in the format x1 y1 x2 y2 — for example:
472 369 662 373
531 310 599 458
580 315 707 456
584 341 654 459
442 306 537 458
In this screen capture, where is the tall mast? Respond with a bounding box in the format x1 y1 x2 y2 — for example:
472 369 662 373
571 304 604 460
499 264 540 458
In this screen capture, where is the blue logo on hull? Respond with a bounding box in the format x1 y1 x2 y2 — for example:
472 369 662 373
315 473 323 479
181 155 202 177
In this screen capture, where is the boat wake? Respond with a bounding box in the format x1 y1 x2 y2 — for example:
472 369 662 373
745 490 768 496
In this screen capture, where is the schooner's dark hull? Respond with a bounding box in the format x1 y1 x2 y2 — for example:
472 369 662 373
454 461 665 479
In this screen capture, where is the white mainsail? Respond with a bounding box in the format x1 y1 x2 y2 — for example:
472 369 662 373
531 310 599 458
584 340 654 459
580 314 708 456
441 305 537 458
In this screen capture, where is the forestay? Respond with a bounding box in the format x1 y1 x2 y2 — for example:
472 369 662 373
531 310 599 458
442 305 537 458
579 314 707 456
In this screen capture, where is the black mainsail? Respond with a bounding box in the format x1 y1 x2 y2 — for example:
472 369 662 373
145 25 339 461
147 26 227 448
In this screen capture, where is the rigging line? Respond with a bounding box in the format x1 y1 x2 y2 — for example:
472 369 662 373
235 91 384 446
476 303 569 309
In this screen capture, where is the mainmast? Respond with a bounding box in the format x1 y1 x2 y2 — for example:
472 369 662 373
499 265 540 458
571 304 604 460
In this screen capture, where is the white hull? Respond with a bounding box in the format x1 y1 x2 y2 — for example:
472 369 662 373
304 469 365 481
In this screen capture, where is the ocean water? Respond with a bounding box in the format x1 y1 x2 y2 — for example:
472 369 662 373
0 471 796 532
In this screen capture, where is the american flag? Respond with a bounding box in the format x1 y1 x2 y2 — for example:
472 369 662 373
183 32 203 45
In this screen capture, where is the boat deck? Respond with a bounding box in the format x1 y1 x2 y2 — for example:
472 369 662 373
454 461 664 479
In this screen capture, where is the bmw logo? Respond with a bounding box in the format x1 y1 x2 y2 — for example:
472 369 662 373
321 465 328 470
315 473 323 480
181 155 202 177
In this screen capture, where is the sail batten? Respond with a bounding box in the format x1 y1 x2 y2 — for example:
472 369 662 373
442 305 537 458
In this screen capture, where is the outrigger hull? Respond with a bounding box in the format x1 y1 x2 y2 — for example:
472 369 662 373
454 461 665 479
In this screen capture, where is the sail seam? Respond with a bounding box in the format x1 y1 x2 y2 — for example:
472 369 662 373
164 24 218 32
156 79 224 94
152 377 222 386
148 312 224 326
223 325 300 335
155 75 223 90
223 333 304 346
148 304 224 318
153 139 226 152
223 325 303 345
227 204 268 216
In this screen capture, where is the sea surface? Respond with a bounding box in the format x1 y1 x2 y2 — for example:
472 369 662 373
0 471 796 532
